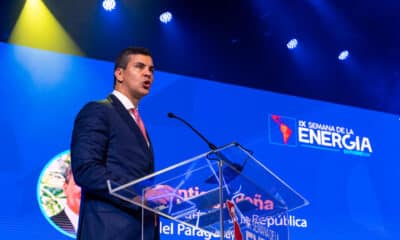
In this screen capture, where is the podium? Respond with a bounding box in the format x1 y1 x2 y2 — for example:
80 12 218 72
107 142 308 240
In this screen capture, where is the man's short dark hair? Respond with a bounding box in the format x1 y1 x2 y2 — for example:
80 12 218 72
113 47 152 87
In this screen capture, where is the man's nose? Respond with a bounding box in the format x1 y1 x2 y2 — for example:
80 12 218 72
143 68 152 78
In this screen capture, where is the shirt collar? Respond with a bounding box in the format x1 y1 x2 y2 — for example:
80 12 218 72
64 204 79 231
112 90 137 110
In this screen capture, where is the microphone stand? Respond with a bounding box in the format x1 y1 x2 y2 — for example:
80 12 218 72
167 112 225 240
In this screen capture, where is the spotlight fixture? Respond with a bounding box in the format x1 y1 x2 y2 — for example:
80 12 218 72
287 38 298 50
159 11 173 24
338 50 349 60
102 0 116 11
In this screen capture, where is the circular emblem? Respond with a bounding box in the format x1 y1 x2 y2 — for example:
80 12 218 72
37 150 81 238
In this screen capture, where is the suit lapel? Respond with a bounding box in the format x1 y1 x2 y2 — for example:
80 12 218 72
106 95 151 151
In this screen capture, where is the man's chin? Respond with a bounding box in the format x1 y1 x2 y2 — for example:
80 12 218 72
140 89 150 96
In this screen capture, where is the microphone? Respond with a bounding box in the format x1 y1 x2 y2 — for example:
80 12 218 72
167 112 244 183
167 112 218 150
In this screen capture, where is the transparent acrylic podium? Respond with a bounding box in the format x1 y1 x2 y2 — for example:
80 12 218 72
107 142 308 240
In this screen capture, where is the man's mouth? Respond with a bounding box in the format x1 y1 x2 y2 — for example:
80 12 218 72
143 80 151 90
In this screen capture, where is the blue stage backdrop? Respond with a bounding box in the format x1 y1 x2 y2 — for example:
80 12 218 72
0 42 399 240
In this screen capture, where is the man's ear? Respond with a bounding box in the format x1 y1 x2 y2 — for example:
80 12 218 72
114 68 123 83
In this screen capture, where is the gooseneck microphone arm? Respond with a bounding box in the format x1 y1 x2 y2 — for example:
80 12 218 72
167 112 226 240
167 112 218 150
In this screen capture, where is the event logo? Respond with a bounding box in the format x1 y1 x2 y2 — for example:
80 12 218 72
268 114 373 157
37 150 80 239
269 115 297 146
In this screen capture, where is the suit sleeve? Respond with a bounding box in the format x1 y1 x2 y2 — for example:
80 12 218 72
70 102 139 211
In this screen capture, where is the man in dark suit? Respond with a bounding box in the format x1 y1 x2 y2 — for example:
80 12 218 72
71 47 173 240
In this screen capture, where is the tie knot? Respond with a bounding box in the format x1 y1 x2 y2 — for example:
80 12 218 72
131 108 144 124
131 108 139 117
130 108 149 144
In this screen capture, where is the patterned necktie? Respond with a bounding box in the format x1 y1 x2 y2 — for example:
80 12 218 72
131 108 149 144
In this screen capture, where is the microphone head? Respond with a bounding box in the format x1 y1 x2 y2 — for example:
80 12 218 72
167 112 175 118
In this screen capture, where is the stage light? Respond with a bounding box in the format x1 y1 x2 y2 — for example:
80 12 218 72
287 38 298 50
102 0 116 11
338 50 349 60
159 11 173 24
9 0 83 55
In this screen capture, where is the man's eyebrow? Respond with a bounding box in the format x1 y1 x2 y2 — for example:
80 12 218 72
134 61 154 68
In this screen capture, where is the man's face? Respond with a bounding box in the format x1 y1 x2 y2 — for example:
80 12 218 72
115 54 154 101
63 174 81 213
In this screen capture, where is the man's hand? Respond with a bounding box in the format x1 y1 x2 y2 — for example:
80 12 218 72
144 185 176 205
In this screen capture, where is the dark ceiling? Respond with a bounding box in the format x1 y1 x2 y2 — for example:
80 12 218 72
1 0 399 114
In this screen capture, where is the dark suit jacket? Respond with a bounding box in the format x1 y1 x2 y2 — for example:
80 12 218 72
71 94 159 240
50 210 75 235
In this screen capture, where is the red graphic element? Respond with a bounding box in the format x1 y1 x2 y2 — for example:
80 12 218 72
227 200 243 240
271 115 293 144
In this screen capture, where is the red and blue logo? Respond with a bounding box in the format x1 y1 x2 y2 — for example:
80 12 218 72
268 114 297 146
268 114 373 157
